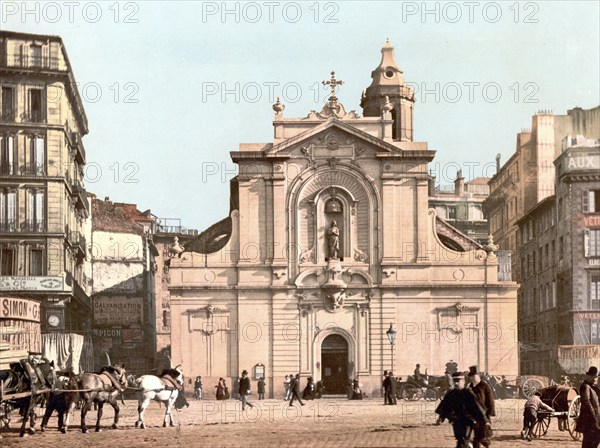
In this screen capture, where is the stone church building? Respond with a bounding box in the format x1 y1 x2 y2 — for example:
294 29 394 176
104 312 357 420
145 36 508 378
168 41 518 397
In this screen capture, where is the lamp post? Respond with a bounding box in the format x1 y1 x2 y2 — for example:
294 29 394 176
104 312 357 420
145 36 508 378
386 323 397 373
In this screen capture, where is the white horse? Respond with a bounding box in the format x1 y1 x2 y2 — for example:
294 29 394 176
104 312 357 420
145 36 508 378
134 367 184 429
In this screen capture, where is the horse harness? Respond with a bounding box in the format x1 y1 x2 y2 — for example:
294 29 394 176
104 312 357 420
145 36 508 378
160 374 182 391
98 371 124 392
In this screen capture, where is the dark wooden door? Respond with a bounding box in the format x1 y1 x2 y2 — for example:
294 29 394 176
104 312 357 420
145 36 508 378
321 334 348 394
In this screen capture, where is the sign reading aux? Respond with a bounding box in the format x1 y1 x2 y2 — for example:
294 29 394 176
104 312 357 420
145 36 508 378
564 153 600 172
93 297 143 326
1 297 41 322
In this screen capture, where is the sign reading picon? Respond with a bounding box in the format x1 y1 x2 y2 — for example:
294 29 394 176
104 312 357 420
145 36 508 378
93 296 143 326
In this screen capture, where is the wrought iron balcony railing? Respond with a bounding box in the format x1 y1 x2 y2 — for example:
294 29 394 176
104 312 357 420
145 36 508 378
22 219 45 233
3 54 62 70
0 220 17 232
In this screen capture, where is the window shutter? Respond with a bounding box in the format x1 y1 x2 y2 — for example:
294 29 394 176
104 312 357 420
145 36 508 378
20 44 29 66
591 191 597 213
42 45 49 67
584 229 590 257
36 191 44 225
584 190 589 212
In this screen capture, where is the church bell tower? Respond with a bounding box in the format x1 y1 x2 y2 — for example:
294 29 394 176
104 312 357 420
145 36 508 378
360 40 415 141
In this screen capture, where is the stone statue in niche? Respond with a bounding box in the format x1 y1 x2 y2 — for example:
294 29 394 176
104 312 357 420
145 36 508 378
327 220 340 259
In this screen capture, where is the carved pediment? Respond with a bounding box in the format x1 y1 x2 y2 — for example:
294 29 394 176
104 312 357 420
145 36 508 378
266 119 402 157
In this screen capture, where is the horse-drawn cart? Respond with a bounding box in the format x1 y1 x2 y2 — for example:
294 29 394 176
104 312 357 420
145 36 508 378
522 385 581 441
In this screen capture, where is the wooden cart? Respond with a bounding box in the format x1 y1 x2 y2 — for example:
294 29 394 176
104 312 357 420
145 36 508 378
523 385 581 441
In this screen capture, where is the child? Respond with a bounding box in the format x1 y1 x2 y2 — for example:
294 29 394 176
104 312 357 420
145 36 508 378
522 391 554 441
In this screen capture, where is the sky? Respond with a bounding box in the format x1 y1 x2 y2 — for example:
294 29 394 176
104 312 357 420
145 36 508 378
2 1 599 232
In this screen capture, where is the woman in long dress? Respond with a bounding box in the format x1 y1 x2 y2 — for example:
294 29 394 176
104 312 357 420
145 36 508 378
215 377 227 400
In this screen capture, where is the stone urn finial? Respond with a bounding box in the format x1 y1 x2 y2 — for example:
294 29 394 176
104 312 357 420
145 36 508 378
382 95 393 113
484 234 499 256
272 97 285 115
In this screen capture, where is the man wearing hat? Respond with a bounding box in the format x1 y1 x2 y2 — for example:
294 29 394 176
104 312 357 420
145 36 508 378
436 371 488 448
575 366 600 448
238 370 254 410
522 391 554 441
289 373 305 406
467 366 495 447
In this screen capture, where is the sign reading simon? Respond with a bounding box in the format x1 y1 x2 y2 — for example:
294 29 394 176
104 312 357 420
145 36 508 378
1 297 41 322
93 297 143 326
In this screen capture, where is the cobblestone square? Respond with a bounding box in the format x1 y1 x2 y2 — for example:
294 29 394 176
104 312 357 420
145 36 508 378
1 398 581 447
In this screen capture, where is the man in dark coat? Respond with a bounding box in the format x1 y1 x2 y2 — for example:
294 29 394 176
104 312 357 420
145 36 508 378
257 377 265 400
383 371 397 405
238 370 254 410
468 366 495 448
289 373 305 406
436 371 488 448
382 370 389 405
576 366 600 448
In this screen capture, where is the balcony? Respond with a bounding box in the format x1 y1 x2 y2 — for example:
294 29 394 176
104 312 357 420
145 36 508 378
0 162 17 176
2 54 62 71
0 163 46 177
0 219 45 233
0 111 16 122
71 180 88 213
66 226 87 262
71 132 86 165
22 219 45 233
0 220 17 232
20 111 45 124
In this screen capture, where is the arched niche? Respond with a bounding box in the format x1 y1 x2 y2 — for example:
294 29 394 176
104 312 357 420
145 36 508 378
310 186 358 261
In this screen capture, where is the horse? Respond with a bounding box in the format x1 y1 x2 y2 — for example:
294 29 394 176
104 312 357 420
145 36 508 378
134 366 184 429
61 354 127 433
1 357 57 437
40 372 80 433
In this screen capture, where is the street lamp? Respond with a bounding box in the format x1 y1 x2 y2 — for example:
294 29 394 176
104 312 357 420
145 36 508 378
386 323 397 373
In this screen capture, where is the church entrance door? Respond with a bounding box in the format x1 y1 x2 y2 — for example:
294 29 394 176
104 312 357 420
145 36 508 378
321 334 348 394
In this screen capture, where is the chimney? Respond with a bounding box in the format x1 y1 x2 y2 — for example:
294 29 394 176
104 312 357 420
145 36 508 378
454 169 464 196
495 154 501 173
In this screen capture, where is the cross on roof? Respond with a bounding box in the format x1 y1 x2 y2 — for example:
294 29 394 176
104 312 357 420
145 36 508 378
323 70 344 99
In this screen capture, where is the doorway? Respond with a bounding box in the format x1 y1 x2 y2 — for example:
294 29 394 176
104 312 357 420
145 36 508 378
321 334 348 394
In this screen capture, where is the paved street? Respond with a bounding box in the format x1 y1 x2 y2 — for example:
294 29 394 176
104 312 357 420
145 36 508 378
1 398 581 447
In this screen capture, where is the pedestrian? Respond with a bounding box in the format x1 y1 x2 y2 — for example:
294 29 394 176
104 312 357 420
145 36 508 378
289 373 305 406
194 375 203 400
284 374 291 400
303 376 315 400
575 366 600 448
499 375 508 399
467 366 495 448
257 377 265 400
382 370 389 405
215 377 227 400
383 371 397 405
436 371 489 448
238 370 254 410
521 391 554 441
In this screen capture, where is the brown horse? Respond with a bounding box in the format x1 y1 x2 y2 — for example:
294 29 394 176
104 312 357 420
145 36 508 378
61 358 127 433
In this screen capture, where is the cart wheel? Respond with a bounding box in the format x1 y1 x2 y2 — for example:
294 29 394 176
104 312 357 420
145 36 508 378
414 387 424 401
424 388 438 401
401 384 418 401
521 378 544 398
568 395 582 441
532 414 550 438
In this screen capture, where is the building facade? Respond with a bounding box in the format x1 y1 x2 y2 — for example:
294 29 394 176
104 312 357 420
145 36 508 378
167 42 518 398
90 196 158 375
485 106 600 282
0 31 92 371
428 173 489 245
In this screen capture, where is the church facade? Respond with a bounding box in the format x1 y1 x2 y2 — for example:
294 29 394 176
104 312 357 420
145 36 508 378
167 42 518 397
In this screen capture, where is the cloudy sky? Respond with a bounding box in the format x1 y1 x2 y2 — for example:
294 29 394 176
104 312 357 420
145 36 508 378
3 1 599 231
